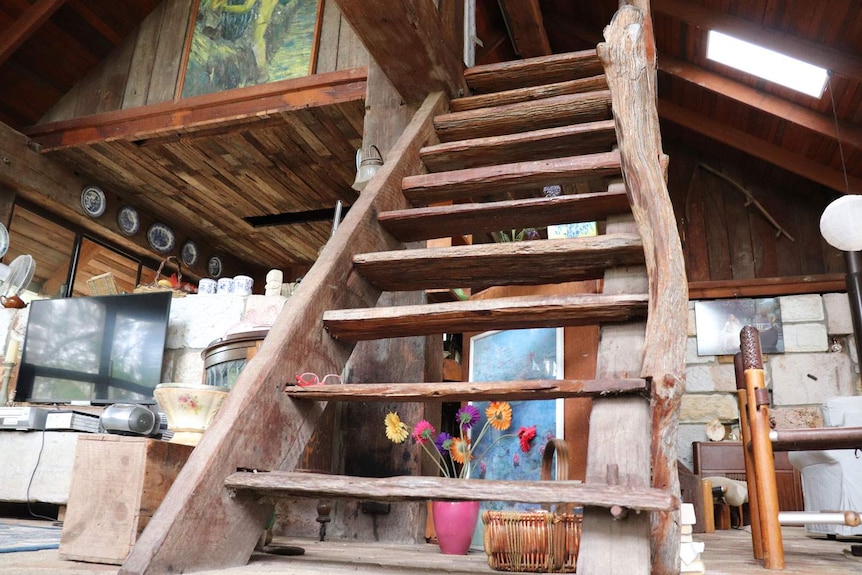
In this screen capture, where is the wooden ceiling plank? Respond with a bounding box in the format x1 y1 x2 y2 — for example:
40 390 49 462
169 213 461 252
658 54 862 151
498 0 552 58
652 0 862 82
331 0 466 103
23 67 368 151
0 0 67 68
658 99 862 194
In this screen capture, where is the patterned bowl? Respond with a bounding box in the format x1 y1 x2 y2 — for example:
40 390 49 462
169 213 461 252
154 383 230 446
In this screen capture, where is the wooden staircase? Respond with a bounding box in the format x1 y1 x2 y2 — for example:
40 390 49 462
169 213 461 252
119 6 686 575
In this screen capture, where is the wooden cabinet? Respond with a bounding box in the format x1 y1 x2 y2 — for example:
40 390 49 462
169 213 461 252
59 435 193 565
692 441 804 512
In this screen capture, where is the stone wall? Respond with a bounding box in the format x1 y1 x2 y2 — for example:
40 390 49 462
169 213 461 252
678 293 861 470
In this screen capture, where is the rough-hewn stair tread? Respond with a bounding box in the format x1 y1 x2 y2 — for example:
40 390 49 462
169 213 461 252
450 75 609 112
351 233 644 292
322 293 649 341
378 185 630 242
434 91 612 142
402 150 621 206
226 472 677 512
284 378 647 402
419 119 617 172
464 50 604 93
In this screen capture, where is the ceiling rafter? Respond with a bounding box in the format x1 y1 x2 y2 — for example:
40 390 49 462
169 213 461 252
0 0 67 67
652 0 862 82
658 55 862 151
658 99 862 195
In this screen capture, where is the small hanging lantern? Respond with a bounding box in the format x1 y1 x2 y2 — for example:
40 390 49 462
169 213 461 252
351 145 384 191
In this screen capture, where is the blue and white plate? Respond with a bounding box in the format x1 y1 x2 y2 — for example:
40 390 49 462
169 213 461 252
81 185 106 218
207 256 223 278
181 240 198 267
117 205 140 236
147 223 175 254
0 223 8 259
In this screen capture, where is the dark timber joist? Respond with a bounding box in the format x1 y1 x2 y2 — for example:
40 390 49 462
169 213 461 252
498 0 551 58
331 0 466 103
0 0 67 67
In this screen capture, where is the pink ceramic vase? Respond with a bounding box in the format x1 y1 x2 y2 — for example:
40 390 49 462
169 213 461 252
431 500 480 555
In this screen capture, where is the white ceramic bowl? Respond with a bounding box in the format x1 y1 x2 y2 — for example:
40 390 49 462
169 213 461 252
154 383 230 445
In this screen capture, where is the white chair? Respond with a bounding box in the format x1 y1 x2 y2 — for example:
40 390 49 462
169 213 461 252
788 395 862 538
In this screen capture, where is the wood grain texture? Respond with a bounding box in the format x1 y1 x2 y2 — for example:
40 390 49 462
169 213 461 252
331 0 466 103
378 186 630 242
285 377 647 402
353 233 645 291
497 0 550 58
433 91 612 142
322 292 648 340
598 7 689 573
118 92 448 575
464 49 604 93
419 119 617 171
450 75 608 112
225 471 678 511
402 151 622 205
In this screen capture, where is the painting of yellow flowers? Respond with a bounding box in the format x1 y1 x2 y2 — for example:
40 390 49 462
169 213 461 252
179 0 323 98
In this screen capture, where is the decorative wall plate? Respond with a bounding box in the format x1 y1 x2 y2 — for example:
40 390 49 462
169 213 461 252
0 222 8 259
117 205 140 236
81 185 106 218
147 223 175 254
181 240 198 267
207 256 223 278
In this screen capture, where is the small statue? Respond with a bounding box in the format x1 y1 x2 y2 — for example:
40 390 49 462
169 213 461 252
265 269 283 297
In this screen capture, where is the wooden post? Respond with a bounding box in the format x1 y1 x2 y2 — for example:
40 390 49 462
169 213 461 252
740 326 784 570
598 6 688 574
734 352 763 560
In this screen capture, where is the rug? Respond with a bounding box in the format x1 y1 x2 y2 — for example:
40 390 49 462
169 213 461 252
0 521 62 553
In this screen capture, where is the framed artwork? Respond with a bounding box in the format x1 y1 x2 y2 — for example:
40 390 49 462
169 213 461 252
695 298 784 356
468 327 564 506
179 0 324 99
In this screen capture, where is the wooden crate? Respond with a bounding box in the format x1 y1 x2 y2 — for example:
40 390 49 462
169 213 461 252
59 435 193 565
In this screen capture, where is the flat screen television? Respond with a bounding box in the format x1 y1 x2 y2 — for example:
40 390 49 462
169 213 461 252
16 291 172 405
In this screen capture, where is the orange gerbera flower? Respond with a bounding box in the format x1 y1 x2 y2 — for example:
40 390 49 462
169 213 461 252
486 401 513 431
449 437 472 464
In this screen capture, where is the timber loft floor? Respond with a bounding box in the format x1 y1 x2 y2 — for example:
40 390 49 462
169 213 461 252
2 523 861 574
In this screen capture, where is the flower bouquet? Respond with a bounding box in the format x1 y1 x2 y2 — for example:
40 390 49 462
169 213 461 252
384 401 537 478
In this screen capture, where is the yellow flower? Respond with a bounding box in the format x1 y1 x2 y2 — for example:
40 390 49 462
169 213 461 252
384 412 409 444
450 437 472 464
486 401 512 431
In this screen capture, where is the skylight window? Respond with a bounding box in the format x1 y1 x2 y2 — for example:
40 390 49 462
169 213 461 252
706 30 828 98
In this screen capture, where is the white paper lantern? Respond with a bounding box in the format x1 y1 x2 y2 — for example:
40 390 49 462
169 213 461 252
820 195 862 251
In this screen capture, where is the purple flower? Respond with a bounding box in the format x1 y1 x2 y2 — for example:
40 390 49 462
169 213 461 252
456 405 480 430
435 432 453 454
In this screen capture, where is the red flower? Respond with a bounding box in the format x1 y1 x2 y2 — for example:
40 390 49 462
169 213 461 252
518 425 537 453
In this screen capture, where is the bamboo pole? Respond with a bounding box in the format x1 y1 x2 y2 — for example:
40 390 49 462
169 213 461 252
740 327 785 570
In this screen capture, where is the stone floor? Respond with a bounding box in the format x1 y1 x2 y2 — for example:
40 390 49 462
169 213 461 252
0 520 861 574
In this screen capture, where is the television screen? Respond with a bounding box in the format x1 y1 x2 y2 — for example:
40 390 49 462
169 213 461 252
17 291 172 405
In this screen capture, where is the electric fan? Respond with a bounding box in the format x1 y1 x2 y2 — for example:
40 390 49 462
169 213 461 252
0 255 35 307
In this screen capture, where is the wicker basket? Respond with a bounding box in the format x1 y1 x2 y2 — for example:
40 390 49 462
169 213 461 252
482 439 582 573
134 256 188 297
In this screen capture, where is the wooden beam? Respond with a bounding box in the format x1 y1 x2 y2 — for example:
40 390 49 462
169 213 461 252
658 55 862 151
498 0 551 58
658 99 862 195
331 0 467 103
118 92 448 575
0 121 245 279
286 378 646 402
0 0 67 67
688 274 846 300
23 68 367 151
652 0 862 82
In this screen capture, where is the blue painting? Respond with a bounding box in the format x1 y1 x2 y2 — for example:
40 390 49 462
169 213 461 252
468 328 564 547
